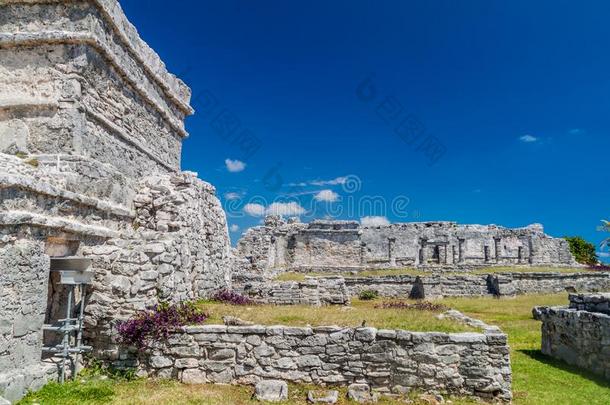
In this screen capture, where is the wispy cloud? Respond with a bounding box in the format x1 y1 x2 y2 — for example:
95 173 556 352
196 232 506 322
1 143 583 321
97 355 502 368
360 216 390 227
519 134 538 143
243 202 307 217
229 224 240 232
224 191 244 200
314 189 339 202
287 176 348 188
568 128 585 135
225 158 246 172
598 251 610 258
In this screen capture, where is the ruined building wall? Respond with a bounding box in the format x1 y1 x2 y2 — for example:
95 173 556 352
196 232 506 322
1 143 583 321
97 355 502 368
534 294 610 380
234 217 576 277
0 1 231 400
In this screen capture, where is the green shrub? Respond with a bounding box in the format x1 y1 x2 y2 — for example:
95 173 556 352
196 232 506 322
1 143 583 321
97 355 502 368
564 236 598 265
358 289 379 300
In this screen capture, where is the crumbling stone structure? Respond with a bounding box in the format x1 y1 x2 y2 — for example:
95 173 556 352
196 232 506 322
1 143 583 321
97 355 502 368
0 1 230 401
234 216 577 277
534 294 610 380
139 322 512 401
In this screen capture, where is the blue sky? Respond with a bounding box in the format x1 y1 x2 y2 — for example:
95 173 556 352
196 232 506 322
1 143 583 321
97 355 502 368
122 0 609 256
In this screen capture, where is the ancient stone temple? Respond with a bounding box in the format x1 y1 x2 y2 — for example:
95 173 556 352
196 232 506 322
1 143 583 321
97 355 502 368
0 1 231 401
234 216 576 277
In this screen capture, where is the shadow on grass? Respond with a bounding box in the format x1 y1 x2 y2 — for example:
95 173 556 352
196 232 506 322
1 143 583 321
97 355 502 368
519 349 610 388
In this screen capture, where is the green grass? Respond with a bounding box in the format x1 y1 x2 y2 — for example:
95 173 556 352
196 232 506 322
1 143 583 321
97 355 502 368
198 298 473 333
445 293 610 405
19 294 610 404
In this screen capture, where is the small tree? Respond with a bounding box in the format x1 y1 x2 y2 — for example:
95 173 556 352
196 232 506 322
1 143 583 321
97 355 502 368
564 236 598 265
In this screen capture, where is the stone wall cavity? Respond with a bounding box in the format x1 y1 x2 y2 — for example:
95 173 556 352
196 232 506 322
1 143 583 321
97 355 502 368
534 294 610 380
234 217 576 276
139 324 511 401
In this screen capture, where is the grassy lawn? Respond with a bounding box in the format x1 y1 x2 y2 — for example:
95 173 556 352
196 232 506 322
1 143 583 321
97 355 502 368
199 298 473 333
275 266 592 281
446 293 610 405
19 294 610 404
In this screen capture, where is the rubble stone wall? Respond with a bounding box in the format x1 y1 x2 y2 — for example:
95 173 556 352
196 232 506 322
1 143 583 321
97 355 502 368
234 217 576 277
335 272 610 299
534 294 610 380
0 238 58 402
140 324 512 401
232 275 350 306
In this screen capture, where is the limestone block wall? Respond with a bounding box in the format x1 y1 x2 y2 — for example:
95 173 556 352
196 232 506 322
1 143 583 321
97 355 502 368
339 272 610 299
233 275 350 306
0 238 58 402
0 0 193 178
234 217 576 276
83 172 231 359
138 324 511 401
534 294 610 380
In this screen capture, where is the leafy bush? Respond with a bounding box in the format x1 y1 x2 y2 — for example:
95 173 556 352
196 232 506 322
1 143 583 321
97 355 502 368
211 289 253 305
374 301 448 311
564 236 598 265
117 302 208 350
358 289 379 300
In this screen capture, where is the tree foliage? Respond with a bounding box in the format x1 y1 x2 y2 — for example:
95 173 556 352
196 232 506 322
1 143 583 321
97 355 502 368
564 236 598 265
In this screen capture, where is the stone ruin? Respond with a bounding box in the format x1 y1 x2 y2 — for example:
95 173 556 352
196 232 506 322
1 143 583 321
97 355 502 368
534 293 610 380
234 216 577 278
0 0 230 400
0 1 600 403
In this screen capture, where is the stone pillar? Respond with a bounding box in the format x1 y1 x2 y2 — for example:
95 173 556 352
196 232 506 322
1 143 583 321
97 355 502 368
360 242 367 266
458 239 465 263
494 238 501 263
388 238 396 267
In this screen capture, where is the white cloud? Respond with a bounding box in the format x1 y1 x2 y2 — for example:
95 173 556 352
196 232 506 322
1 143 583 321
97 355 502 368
243 203 266 216
598 251 610 258
568 128 584 135
224 191 243 200
225 158 246 172
360 216 390 227
519 134 538 143
229 224 240 232
266 202 306 216
314 189 339 202
243 202 307 217
287 176 348 187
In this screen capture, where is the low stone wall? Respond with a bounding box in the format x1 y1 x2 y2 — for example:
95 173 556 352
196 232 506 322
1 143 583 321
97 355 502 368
343 272 610 299
234 275 350 306
533 293 610 380
140 324 512 401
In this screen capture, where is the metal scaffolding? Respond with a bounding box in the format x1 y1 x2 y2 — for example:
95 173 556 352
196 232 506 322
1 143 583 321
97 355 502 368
42 257 94 383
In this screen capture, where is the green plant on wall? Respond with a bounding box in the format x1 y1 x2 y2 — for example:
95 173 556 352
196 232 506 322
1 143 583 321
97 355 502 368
564 236 598 265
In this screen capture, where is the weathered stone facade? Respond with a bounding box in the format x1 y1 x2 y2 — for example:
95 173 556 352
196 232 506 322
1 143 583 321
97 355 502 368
0 1 231 401
232 274 350 306
234 217 577 277
534 294 610 380
139 323 512 401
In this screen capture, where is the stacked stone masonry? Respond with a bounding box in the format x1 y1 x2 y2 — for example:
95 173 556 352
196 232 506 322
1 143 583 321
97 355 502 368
140 324 512 401
233 272 610 305
534 293 610 380
0 1 231 401
234 216 577 277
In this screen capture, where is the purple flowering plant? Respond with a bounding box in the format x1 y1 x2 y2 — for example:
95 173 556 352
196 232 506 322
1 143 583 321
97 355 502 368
116 301 208 350
211 289 253 305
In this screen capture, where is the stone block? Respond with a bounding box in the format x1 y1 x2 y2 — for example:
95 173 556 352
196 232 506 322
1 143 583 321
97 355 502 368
254 380 288 402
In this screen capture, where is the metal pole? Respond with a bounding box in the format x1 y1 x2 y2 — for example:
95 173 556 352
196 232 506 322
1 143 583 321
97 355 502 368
75 284 86 375
60 285 73 383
